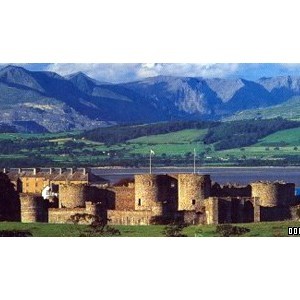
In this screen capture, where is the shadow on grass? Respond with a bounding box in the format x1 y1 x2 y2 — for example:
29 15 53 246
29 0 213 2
0 230 32 237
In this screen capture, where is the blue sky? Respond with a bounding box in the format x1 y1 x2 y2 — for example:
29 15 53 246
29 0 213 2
4 63 300 83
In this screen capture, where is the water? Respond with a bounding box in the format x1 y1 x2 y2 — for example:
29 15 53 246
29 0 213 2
92 166 300 187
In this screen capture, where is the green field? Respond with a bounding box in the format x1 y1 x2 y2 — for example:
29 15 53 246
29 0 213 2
1 120 300 167
0 221 299 237
256 127 300 146
212 126 300 161
129 129 207 144
126 129 208 156
217 146 300 161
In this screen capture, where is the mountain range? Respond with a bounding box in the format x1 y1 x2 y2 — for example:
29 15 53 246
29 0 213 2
1 65 300 132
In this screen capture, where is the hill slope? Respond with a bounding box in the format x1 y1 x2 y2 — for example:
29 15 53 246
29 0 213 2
2 65 300 132
224 96 300 121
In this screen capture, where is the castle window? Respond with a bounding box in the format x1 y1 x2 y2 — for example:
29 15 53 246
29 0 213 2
192 199 196 205
138 199 142 206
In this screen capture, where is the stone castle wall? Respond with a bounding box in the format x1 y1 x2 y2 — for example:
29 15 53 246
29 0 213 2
258 206 292 222
108 186 135 211
203 197 255 224
107 210 153 225
204 197 219 225
178 174 211 211
251 182 295 207
48 202 101 224
174 210 205 225
48 207 87 224
20 193 45 223
59 184 88 208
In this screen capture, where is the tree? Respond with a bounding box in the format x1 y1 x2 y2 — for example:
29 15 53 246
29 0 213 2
215 224 250 237
162 222 188 237
69 213 121 236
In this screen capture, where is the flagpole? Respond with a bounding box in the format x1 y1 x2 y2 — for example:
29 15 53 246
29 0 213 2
150 150 152 174
193 148 196 174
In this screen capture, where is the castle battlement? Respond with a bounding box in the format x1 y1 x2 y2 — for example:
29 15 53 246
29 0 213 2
1 170 299 226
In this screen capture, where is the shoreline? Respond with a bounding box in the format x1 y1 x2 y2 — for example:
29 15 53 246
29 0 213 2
92 165 300 170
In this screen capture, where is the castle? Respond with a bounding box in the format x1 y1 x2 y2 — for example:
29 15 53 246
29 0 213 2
1 167 299 225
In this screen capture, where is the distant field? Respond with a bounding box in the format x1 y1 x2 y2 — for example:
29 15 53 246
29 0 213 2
129 129 207 144
212 126 300 161
1 120 300 167
126 129 208 156
128 142 206 156
0 131 79 141
217 146 300 161
256 127 300 146
0 221 299 237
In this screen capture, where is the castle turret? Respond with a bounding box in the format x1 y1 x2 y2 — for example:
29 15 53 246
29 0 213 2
178 174 211 210
251 181 295 207
134 174 170 216
20 193 44 223
59 183 88 208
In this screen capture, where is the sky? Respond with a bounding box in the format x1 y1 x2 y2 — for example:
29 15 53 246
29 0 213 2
3 63 300 83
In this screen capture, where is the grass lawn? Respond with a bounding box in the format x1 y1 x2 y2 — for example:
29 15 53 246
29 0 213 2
0 221 299 237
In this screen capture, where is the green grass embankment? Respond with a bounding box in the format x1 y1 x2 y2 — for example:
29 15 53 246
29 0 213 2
0 221 299 237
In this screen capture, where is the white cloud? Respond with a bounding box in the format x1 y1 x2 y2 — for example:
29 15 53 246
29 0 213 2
46 63 142 83
279 63 300 70
140 63 239 78
46 63 240 83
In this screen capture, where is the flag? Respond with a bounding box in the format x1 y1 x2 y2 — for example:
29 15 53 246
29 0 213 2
150 149 155 155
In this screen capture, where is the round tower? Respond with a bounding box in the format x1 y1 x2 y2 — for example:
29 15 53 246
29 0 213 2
178 174 211 211
251 181 295 207
59 184 88 208
134 174 163 215
20 193 44 223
